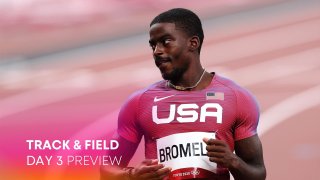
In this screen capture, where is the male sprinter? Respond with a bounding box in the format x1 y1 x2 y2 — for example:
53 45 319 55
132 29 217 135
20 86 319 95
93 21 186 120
101 8 266 180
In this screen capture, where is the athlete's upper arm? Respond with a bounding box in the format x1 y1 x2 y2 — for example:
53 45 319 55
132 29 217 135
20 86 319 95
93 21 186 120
117 91 144 144
113 90 145 167
234 135 265 167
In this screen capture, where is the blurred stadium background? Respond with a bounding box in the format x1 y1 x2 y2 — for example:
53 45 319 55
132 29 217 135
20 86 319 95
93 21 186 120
0 0 319 179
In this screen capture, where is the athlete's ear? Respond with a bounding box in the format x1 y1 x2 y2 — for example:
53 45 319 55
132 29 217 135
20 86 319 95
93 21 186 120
188 36 200 52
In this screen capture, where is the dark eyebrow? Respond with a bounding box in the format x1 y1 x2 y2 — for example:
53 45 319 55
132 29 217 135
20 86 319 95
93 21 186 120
160 34 172 39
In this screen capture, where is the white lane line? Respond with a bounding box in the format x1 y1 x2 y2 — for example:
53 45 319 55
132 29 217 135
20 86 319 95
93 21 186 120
0 60 155 119
258 84 320 135
202 18 320 65
218 47 320 86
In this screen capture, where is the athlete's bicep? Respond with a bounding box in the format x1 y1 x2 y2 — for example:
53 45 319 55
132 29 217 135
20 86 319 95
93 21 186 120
234 135 265 167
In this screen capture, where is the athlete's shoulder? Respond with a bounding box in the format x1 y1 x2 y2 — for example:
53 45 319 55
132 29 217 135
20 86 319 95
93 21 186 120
214 73 242 89
213 73 258 105
214 73 252 94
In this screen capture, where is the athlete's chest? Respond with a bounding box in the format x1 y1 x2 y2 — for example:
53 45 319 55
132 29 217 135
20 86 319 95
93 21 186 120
137 89 237 139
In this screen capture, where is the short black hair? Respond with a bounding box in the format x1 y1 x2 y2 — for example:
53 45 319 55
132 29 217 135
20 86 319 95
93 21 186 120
150 8 204 54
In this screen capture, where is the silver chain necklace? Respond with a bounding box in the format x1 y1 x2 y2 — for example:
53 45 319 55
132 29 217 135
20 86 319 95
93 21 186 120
167 69 206 91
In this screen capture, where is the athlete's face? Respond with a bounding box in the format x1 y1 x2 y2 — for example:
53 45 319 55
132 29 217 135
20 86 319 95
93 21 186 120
149 23 191 81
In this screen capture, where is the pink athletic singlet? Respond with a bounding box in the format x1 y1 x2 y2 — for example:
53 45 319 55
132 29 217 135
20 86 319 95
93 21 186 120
118 73 259 179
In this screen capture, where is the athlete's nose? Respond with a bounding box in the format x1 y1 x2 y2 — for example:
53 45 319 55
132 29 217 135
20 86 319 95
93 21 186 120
153 44 164 56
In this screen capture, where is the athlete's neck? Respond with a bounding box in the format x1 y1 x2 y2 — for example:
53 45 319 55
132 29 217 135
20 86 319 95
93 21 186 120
168 67 213 91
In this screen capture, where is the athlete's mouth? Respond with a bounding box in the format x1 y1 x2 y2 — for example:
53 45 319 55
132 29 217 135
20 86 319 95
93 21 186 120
155 57 171 67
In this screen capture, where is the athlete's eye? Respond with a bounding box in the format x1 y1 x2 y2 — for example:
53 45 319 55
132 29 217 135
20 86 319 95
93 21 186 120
163 39 171 45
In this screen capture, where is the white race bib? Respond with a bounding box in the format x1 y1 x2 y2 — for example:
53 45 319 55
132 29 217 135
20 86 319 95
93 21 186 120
157 132 217 179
